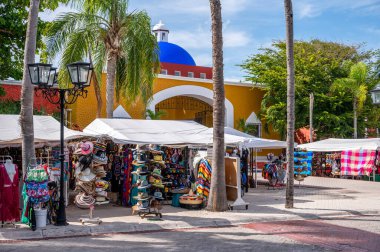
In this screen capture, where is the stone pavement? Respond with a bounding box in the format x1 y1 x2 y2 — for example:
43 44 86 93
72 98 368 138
1 176 380 242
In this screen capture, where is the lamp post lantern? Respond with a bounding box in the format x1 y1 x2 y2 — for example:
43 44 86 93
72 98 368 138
370 84 380 105
28 62 92 226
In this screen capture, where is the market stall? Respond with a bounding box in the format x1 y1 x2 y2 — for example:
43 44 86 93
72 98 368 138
210 127 288 188
0 115 92 228
298 138 380 180
81 119 249 212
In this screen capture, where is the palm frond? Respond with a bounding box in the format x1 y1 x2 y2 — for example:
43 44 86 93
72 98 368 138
356 84 368 111
92 42 107 88
57 29 90 86
116 10 159 105
349 62 367 84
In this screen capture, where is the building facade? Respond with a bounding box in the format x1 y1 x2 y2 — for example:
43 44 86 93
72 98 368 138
0 21 280 144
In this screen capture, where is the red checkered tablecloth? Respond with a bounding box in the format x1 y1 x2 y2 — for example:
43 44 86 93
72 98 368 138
340 150 375 176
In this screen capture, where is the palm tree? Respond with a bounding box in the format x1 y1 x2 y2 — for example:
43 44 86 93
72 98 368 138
331 62 368 138
19 0 40 176
284 0 295 209
146 109 166 120
207 0 227 212
46 0 159 118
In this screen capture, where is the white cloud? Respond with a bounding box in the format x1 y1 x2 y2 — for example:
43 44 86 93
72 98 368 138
294 0 380 19
224 31 250 47
193 53 212 66
170 28 250 50
130 0 249 17
297 3 320 19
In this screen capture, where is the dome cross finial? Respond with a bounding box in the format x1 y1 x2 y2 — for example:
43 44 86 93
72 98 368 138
153 20 169 42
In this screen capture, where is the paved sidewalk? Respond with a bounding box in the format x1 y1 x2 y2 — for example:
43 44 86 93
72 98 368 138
1 176 379 242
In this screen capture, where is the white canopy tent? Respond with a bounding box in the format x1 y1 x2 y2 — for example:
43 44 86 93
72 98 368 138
298 138 380 152
83 118 246 146
221 127 288 149
0 115 91 147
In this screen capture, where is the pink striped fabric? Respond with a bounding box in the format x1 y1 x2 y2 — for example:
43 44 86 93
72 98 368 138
340 150 375 176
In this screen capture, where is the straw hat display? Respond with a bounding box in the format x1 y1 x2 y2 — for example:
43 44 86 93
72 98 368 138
75 193 96 209
73 139 110 208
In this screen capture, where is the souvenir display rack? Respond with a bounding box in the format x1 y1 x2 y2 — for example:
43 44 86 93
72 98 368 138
129 148 165 219
294 151 312 176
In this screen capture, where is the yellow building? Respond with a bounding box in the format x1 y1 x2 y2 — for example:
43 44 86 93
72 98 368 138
67 21 280 147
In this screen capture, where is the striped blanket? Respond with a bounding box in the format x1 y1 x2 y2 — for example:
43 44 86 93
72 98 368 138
340 150 375 176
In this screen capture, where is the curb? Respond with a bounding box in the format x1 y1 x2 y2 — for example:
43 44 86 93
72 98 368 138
1 211 379 243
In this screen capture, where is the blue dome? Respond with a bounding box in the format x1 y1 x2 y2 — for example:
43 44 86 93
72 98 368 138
158 41 196 66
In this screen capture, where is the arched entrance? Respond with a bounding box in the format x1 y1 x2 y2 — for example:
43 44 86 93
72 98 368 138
147 85 234 127
156 96 213 127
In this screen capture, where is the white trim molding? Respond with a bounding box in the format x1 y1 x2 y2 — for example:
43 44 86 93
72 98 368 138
147 85 234 127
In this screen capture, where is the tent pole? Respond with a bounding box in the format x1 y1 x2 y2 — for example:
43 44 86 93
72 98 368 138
255 149 258 188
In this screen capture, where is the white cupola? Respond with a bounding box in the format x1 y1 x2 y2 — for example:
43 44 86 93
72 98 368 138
152 20 169 42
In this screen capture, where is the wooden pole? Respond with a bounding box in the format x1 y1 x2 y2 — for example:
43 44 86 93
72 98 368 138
309 93 314 143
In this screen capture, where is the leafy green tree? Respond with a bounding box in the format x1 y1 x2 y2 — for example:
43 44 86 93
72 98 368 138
241 40 373 139
331 62 369 138
0 0 62 80
46 0 159 118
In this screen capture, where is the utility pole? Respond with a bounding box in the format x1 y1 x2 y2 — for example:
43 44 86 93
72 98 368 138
309 93 314 143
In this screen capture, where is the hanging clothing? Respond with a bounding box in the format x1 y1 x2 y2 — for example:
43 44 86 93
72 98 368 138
123 150 133 207
0 164 20 222
196 159 212 199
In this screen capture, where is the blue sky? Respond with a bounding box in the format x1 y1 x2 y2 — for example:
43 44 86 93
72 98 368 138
40 0 380 81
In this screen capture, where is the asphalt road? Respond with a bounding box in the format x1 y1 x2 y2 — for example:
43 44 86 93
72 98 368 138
3 215 380 252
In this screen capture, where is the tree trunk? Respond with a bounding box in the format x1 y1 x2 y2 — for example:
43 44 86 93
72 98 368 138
353 97 357 138
284 0 295 209
207 0 227 212
93 77 103 118
106 52 117 118
89 50 102 118
309 93 314 143
19 0 40 176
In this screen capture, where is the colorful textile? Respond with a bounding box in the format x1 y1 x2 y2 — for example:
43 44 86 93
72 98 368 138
25 167 50 204
123 150 133 206
340 150 375 176
196 159 212 199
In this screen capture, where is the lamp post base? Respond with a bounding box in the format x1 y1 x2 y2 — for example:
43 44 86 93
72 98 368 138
55 199 68 226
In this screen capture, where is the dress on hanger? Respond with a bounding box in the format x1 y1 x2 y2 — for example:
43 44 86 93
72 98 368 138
0 163 20 222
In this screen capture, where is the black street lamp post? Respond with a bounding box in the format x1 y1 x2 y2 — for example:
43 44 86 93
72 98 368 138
28 62 92 226
370 84 380 138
